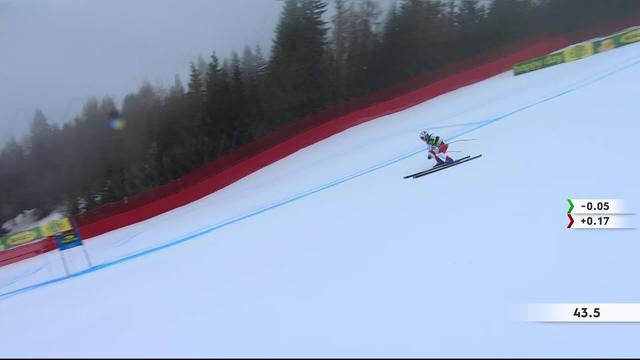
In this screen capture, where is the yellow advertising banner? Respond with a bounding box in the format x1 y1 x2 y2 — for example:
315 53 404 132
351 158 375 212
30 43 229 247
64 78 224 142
40 218 73 237
0 218 75 252
563 43 595 63
513 26 640 75
594 37 616 53
3 228 42 248
619 28 640 44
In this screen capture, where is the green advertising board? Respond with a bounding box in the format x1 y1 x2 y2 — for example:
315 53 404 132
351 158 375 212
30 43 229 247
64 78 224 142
513 51 565 75
615 27 640 46
514 26 640 75
0 218 75 252
593 36 617 53
0 226 45 251
594 27 640 53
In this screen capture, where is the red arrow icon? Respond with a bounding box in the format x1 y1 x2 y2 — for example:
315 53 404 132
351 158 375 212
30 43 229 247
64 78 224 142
567 214 574 228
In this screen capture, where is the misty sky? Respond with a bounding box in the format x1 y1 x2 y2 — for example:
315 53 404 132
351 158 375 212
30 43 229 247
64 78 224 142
0 0 397 148
0 0 287 146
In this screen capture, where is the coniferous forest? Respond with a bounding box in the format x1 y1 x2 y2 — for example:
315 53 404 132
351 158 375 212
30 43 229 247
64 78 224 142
2 0 639 230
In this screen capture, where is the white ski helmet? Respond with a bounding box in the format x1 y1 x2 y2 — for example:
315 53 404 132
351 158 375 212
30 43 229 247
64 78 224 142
419 130 430 141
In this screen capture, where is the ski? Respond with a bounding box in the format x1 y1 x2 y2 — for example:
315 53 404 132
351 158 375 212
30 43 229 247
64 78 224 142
403 156 470 179
406 154 482 179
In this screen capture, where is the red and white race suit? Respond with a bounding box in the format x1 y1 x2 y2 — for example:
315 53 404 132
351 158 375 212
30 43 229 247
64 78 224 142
426 138 453 164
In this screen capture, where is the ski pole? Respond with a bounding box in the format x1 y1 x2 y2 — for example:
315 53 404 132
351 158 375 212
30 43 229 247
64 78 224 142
448 138 478 144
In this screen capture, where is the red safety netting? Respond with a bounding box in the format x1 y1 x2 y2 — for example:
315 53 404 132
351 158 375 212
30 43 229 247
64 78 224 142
0 237 56 268
70 35 562 240
69 11 640 240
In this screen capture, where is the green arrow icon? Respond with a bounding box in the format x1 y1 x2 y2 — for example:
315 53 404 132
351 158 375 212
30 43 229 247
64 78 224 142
567 198 574 214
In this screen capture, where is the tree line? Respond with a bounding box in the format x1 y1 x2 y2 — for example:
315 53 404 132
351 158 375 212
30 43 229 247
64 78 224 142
2 0 639 231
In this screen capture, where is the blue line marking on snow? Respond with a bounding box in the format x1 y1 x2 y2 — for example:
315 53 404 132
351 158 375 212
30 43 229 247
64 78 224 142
0 148 424 300
2 51 640 301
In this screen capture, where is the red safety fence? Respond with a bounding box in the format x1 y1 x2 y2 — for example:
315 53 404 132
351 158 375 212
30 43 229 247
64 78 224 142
0 237 56 267
72 36 563 240
2 11 640 268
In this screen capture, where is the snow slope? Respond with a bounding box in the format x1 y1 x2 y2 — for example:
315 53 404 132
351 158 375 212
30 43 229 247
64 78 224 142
1 41 639 357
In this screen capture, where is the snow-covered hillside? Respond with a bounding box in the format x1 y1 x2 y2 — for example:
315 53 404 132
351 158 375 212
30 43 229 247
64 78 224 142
1 41 639 357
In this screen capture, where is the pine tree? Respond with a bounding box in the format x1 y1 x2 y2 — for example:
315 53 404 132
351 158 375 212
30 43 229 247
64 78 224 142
0 138 27 225
187 62 205 105
345 0 381 96
331 0 353 99
240 46 257 84
229 51 246 148
269 0 330 120
186 62 208 165
456 0 486 56
253 44 267 76
372 1 401 88
26 110 59 213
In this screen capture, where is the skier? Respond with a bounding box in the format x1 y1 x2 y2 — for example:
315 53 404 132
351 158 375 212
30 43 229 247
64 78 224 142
419 130 454 167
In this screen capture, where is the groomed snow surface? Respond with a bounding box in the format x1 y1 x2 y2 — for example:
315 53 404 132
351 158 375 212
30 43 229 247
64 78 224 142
1 42 639 357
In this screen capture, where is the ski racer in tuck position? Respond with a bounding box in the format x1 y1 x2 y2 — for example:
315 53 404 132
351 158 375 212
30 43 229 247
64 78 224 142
419 130 454 167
